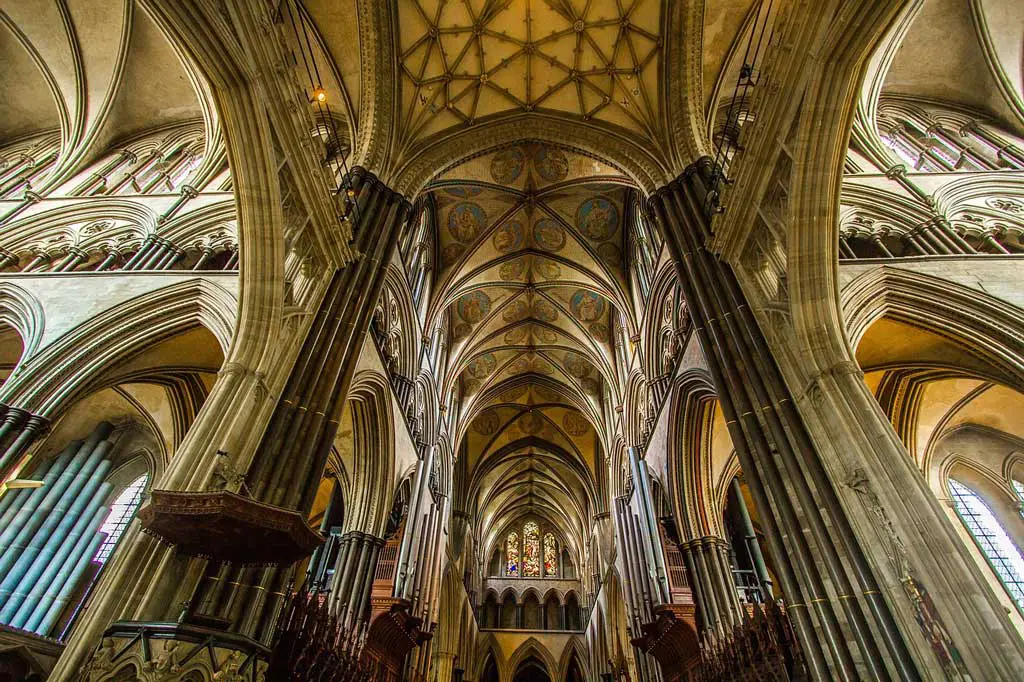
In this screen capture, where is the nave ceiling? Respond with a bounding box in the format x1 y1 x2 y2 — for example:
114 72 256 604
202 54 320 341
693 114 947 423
429 144 629 553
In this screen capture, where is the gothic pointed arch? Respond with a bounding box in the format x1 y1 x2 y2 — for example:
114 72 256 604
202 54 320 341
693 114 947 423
0 278 234 417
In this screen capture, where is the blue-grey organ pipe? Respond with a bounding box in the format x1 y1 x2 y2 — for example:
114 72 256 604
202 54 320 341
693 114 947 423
7 482 110 628
0 441 76 531
0 441 84 566
0 473 112 618
33 522 107 636
0 428 110 578
0 454 56 521
0 422 117 636
5 481 110 630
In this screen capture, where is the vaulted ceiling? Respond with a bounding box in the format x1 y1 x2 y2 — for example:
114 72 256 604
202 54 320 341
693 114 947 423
396 0 664 147
881 0 1023 129
427 143 635 543
0 0 208 174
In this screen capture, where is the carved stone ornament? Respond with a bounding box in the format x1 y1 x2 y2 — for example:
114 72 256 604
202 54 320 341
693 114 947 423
843 468 971 681
80 622 268 682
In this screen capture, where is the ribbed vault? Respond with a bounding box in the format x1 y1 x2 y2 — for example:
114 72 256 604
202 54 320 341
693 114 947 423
431 143 633 559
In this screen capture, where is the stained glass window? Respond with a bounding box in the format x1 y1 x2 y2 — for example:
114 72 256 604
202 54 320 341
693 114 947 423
1013 480 1024 518
506 531 519 577
543 533 558 577
949 479 1024 609
523 521 540 577
94 474 148 564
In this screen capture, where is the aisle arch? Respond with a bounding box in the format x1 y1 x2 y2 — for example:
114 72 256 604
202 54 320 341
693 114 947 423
0 278 234 417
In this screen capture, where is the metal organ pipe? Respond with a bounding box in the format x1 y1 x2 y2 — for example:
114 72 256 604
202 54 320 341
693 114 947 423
0 422 119 637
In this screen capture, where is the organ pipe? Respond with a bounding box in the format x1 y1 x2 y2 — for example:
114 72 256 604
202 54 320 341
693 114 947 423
0 422 119 637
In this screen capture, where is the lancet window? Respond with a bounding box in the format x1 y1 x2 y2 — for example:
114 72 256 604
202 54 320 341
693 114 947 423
948 479 1024 610
543 533 558 577
523 521 540 577
506 531 520 577
503 520 560 578
94 474 148 564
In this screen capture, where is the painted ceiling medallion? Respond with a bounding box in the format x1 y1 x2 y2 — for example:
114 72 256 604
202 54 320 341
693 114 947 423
531 299 559 322
502 385 528 402
576 197 618 241
562 352 592 379
532 146 569 183
500 258 528 281
468 353 498 378
518 411 544 434
570 289 605 321
503 298 530 323
449 202 487 242
442 242 466 267
588 322 610 343
491 148 526 184
457 290 492 322
532 218 566 251
473 409 501 435
493 221 525 252
562 410 591 436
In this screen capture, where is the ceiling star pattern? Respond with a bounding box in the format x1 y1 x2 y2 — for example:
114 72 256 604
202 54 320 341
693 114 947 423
397 0 664 145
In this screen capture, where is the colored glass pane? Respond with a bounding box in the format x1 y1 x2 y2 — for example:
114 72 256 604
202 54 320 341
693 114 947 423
94 474 148 564
523 521 540 577
1014 480 1024 518
543 533 558 577
506 531 519 577
949 479 1024 609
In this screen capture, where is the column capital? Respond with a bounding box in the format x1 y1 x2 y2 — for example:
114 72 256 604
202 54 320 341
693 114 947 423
0 406 28 426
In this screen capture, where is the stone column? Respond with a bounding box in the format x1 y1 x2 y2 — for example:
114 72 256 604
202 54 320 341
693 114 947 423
182 168 410 642
962 121 1024 169
0 409 49 482
121 236 156 270
980 232 1011 255
21 253 49 272
651 159 918 681
901 233 930 256
94 251 119 272
837 235 857 259
191 247 216 270
54 168 411 682
870 235 894 258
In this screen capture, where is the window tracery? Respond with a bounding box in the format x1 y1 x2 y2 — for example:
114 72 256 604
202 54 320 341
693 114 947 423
503 521 562 579
948 479 1024 610
94 474 149 564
